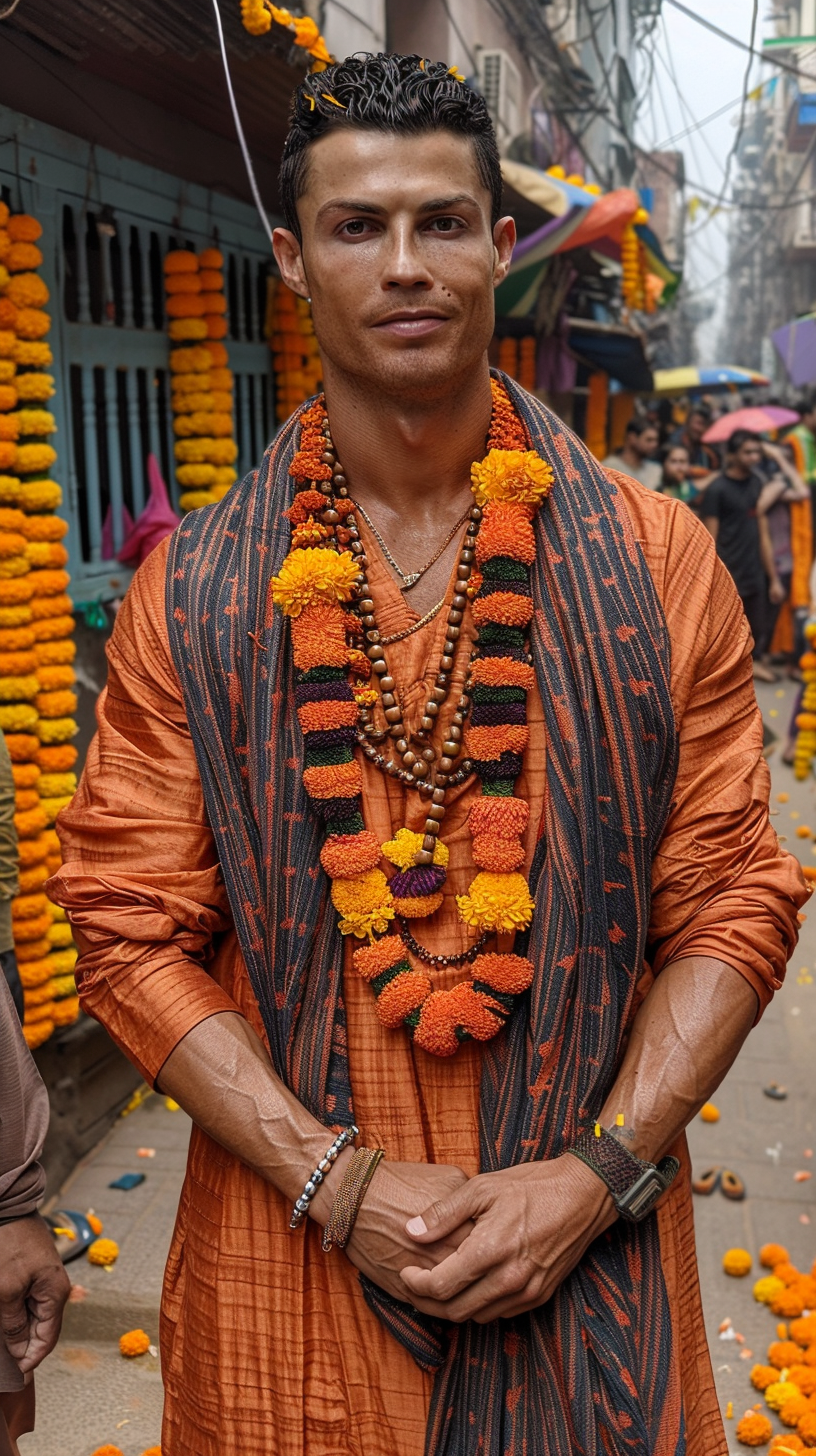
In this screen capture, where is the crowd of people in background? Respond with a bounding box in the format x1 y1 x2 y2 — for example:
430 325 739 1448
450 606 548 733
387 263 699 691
604 395 816 748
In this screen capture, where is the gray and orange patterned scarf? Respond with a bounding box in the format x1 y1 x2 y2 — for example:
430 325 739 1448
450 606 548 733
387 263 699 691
166 376 683 1455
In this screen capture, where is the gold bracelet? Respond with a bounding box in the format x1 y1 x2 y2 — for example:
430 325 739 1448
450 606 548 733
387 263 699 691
322 1146 385 1252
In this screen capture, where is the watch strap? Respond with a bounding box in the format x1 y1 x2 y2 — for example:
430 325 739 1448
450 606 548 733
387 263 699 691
568 1126 648 1199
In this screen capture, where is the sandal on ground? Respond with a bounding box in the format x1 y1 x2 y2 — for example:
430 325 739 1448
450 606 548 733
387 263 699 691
720 1170 746 1201
753 661 778 683
763 1082 788 1100
691 1167 721 1195
43 1210 95 1264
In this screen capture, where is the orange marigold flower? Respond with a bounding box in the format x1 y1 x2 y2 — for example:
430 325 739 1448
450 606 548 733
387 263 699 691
769 1342 803 1370
761 1243 791 1269
797 1412 816 1444
471 952 535 995
468 797 530 838
353 934 408 982
775 1263 803 1287
414 983 505 1057
471 833 525 872
270 546 357 617
751 1364 781 1391
457 871 535 934
789 1368 816 1398
792 1317 816 1347
87 1213 103 1235
320 831 381 880
290 602 348 671
735 1412 773 1446
89 1447 124 1456
331 868 394 939
87 1237 119 1266
781 1397 812 1428
471 447 554 509
296 698 358 734
285 489 327 524
466 723 530 761
773 1289 807 1319
770 1436 805 1453
292 518 330 548
475 500 537 566
722 1248 752 1277
302 758 361 800
119 1328 151 1358
471 658 537 692
472 591 534 629
375 970 432 1028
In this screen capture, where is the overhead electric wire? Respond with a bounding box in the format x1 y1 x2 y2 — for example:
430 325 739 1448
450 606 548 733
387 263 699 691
664 0 816 86
210 0 274 248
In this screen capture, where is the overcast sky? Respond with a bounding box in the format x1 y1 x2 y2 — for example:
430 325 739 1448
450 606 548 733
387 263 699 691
635 0 769 359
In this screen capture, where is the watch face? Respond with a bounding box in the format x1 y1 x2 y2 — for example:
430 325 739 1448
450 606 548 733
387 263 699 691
618 1168 664 1221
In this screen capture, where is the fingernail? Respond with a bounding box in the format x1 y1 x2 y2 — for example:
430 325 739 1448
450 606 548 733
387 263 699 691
406 1216 427 1236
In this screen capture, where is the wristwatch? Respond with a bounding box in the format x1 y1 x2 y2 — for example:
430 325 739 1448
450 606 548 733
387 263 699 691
567 1127 680 1223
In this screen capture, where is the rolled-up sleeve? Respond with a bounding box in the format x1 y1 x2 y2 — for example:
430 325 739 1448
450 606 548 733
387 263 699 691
647 503 808 1015
47 539 239 1085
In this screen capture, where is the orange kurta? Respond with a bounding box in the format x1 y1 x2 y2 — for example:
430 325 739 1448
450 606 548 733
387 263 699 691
50 475 806 1456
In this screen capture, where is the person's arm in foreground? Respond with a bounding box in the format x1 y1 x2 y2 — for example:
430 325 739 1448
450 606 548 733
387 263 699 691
50 548 469 1312
0 975 70 1386
401 517 806 1323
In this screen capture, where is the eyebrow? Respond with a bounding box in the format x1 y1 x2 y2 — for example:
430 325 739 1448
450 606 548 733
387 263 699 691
316 193 480 219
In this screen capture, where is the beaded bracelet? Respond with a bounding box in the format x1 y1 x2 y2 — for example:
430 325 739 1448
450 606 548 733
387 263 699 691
289 1124 359 1231
322 1146 385 1252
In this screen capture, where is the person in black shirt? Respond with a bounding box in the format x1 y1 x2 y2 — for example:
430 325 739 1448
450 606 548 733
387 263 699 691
701 429 785 682
669 401 720 478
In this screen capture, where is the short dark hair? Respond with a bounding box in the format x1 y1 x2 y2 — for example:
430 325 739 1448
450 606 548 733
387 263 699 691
727 428 761 454
279 53 502 242
801 389 816 417
625 416 656 438
688 402 712 421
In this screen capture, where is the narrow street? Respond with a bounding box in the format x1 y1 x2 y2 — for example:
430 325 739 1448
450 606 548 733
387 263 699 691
19 675 815 1456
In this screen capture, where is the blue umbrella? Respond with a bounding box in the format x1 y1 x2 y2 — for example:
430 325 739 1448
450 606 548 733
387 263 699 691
772 314 816 387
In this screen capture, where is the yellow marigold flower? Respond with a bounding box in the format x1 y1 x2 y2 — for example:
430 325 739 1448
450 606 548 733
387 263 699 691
87 1237 119 1266
765 1380 801 1412
456 870 535 933
471 448 554 508
270 546 358 617
754 1275 786 1305
722 1247 752 1276
331 868 395 939
119 1328 151 1358
381 828 449 871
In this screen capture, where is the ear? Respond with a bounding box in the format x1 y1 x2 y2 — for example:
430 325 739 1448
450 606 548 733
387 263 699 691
273 227 310 299
492 215 516 287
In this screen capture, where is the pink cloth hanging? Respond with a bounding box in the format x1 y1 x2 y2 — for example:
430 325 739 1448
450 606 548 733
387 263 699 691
116 455 181 567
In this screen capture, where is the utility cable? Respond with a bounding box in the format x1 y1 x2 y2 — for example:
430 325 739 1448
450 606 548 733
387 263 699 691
665 0 816 87
210 0 275 249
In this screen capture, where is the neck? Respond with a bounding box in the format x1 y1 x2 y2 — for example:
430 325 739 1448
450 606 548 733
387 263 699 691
322 360 493 524
621 443 642 467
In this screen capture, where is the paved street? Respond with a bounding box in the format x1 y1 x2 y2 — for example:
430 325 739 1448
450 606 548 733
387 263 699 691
21 676 816 1456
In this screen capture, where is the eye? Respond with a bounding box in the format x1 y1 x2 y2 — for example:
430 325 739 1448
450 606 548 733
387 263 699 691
428 216 463 233
340 219 372 236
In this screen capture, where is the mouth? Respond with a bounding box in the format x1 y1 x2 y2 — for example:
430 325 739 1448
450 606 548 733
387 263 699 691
373 311 450 338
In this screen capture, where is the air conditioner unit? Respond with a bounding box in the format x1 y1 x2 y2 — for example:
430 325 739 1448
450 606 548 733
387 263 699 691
478 49 522 147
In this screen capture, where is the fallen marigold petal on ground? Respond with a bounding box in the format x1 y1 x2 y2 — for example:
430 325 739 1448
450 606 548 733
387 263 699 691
736 1411 773 1445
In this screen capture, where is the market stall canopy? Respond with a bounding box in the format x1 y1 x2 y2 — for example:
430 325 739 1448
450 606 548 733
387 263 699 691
554 189 641 253
702 405 800 443
568 319 653 393
772 314 816 387
652 366 771 395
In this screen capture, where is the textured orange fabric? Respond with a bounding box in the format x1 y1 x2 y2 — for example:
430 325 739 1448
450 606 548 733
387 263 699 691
50 476 806 1456
770 434 813 655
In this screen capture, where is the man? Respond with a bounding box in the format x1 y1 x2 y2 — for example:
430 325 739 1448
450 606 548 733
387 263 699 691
50 54 805 1456
0 971 70 1455
701 429 790 682
669 401 719 478
602 416 661 489
787 389 816 496
756 439 811 665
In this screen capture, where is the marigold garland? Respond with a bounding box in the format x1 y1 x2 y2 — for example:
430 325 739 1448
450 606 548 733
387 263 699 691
0 211 80 1045
272 381 549 1054
268 280 323 424
164 249 237 512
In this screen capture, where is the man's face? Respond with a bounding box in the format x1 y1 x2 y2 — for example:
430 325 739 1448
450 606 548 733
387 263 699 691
735 439 762 472
634 426 659 458
273 128 515 402
687 411 707 443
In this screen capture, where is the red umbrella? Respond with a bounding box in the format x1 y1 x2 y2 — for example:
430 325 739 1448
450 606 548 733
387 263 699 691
703 405 800 443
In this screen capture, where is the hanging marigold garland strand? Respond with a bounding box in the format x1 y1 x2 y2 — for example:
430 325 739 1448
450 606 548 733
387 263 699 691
165 247 239 513
271 380 553 1056
0 203 80 1048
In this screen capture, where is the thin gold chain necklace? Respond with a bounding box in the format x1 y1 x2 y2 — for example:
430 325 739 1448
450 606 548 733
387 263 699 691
350 497 471 590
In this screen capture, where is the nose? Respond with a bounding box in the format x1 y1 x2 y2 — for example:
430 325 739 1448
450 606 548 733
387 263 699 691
381 216 434 291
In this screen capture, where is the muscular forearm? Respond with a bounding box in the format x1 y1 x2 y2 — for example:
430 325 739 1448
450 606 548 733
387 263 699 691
156 1012 352 1222
596 955 757 1163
